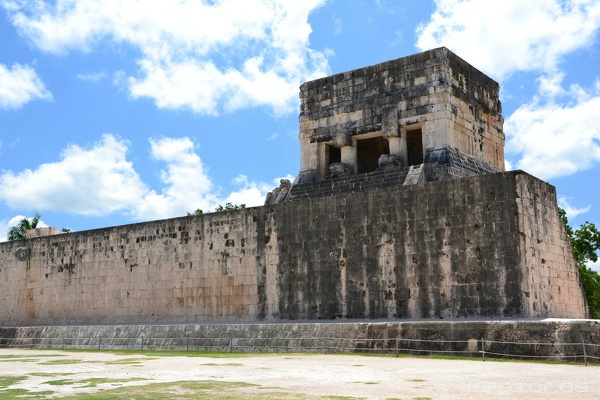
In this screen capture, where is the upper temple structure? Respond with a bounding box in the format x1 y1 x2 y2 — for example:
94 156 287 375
264 47 505 204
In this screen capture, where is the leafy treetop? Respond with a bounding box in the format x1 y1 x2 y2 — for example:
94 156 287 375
559 208 600 319
7 213 41 241
187 203 246 216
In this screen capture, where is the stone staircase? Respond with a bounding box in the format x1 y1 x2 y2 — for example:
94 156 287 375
288 168 411 202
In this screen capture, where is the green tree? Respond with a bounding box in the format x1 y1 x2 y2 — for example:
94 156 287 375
187 203 245 216
7 213 42 241
214 202 245 212
559 208 600 318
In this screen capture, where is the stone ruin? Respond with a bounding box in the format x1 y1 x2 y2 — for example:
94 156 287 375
0 48 588 330
267 47 504 204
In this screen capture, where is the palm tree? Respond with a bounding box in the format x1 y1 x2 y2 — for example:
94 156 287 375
7 213 42 241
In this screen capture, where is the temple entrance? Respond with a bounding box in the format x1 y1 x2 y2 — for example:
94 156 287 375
328 144 341 166
357 136 389 174
406 128 423 166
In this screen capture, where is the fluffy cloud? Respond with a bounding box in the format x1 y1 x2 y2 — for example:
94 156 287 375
3 0 329 114
223 174 294 207
505 90 600 179
589 259 600 274
76 71 107 82
0 134 147 215
416 0 600 80
558 197 591 220
0 134 286 222
417 0 600 180
0 63 52 109
130 137 217 220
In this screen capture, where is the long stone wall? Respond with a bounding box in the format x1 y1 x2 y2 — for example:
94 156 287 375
1 320 598 363
0 170 587 327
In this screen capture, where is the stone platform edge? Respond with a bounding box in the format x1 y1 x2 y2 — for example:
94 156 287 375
1 319 599 363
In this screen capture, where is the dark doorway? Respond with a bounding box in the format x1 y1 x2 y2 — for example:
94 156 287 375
328 144 341 166
406 129 423 166
357 136 389 174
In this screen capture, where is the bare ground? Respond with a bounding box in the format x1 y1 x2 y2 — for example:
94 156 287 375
0 348 597 399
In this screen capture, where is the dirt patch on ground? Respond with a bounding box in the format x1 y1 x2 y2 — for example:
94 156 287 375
0 348 597 399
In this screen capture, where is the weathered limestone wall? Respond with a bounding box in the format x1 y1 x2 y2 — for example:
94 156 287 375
514 175 585 317
1 320 599 363
0 171 586 327
445 51 504 167
298 47 504 180
1 211 275 325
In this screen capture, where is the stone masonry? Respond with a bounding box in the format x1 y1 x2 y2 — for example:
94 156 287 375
295 47 504 185
0 48 588 328
0 171 587 326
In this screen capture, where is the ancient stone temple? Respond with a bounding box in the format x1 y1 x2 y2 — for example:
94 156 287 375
296 47 503 184
0 48 588 330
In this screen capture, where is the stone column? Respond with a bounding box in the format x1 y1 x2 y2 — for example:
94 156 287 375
333 131 357 174
341 144 357 173
382 116 407 165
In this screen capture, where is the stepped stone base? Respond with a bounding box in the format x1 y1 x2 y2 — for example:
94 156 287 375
1 319 599 363
288 155 499 202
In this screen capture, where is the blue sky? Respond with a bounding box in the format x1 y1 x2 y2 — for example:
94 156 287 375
1 0 599 269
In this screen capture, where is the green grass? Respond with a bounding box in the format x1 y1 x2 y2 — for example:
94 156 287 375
15 347 599 366
29 372 75 377
0 353 65 359
104 357 159 365
77 377 149 388
43 377 149 388
39 358 86 365
27 379 365 400
28 347 589 365
44 379 74 386
0 388 55 398
61 348 255 358
0 376 27 388
200 362 243 366
0 376 55 399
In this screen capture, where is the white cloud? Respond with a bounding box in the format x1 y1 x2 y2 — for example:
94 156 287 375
588 259 600 274
505 90 600 179
0 134 294 221
4 0 329 114
0 134 147 216
332 15 343 35
130 137 217 220
416 0 600 80
0 63 52 109
77 71 107 82
558 197 591 220
375 0 405 16
416 1 600 179
223 174 293 207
